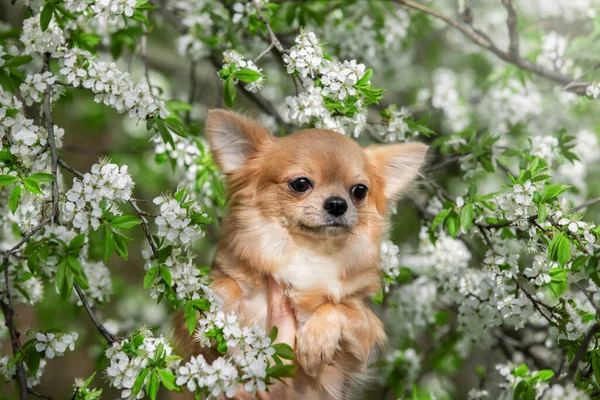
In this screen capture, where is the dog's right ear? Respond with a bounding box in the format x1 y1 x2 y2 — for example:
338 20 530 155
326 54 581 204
206 109 273 174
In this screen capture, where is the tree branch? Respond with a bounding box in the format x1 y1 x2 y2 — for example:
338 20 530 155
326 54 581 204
391 0 590 95
0 220 49 400
500 0 519 58
73 283 117 345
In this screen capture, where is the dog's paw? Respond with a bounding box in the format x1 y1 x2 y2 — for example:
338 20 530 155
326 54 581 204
296 318 341 376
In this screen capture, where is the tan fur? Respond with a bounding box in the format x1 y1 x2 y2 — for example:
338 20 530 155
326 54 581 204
175 110 428 399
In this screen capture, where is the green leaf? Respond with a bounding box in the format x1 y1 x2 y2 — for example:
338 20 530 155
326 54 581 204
160 265 172 286
234 68 263 83
26 348 41 376
148 371 159 400
356 68 373 86
537 203 547 223
0 174 19 187
269 326 278 343
549 267 566 282
163 117 187 138
514 380 535 400
541 184 570 202
40 4 54 31
144 266 159 288
460 203 474 232
446 211 460 238
113 231 130 260
557 235 571 267
110 215 142 229
69 234 86 252
4 55 33 68
184 302 197 335
371 289 383 304
104 227 115 264
273 343 295 360
8 184 22 214
191 298 210 310
431 209 450 231
548 233 571 266
156 119 175 149
224 77 237 108
133 367 150 397
513 364 528 377
157 369 178 391
22 178 44 195
165 99 193 113
266 363 297 379
27 172 55 183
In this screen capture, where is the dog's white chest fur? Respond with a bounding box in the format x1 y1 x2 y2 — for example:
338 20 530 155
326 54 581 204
274 247 343 302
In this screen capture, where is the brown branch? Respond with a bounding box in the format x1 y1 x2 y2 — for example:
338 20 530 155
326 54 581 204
253 0 287 56
501 0 519 58
28 389 55 400
512 277 556 325
0 220 50 400
391 0 590 95
574 197 600 212
73 283 117 345
0 295 28 400
129 199 159 258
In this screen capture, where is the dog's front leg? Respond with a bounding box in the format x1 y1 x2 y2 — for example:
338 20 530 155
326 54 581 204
296 302 345 377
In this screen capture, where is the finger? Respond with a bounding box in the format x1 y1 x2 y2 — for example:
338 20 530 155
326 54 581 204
267 277 296 347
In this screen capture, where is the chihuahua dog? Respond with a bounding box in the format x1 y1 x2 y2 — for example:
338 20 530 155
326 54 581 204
177 110 427 399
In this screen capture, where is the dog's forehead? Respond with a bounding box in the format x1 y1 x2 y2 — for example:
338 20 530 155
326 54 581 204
275 129 368 181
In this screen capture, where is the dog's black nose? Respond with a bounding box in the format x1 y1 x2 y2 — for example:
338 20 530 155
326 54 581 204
323 196 348 216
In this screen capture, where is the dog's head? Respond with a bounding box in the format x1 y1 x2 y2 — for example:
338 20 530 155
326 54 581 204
206 110 427 244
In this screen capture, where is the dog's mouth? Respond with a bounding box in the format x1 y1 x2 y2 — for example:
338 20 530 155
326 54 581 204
298 221 350 235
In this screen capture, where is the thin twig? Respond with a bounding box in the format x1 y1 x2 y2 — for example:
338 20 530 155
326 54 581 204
58 158 84 179
253 0 287 56
573 197 600 212
73 283 117 345
129 199 159 258
0 219 49 400
255 43 274 62
391 0 590 94
512 277 555 325
28 390 55 400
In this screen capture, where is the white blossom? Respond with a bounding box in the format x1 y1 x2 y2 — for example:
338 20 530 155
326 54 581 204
283 29 323 78
61 159 134 232
32 331 79 359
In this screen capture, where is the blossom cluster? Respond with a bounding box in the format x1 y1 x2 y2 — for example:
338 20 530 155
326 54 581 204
179 310 277 396
105 333 174 399
153 194 206 246
31 331 79 359
283 29 323 78
61 159 135 231
0 355 46 388
58 49 169 120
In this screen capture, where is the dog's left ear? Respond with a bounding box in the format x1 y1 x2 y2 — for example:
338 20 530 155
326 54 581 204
365 142 429 200
206 109 273 174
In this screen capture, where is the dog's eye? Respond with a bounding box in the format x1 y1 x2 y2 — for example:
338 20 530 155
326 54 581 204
351 184 368 200
288 177 312 193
